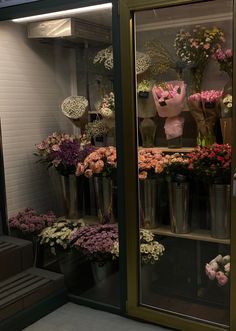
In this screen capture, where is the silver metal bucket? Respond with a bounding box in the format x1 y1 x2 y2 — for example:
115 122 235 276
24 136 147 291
140 179 158 229
93 177 116 223
91 262 113 285
168 182 190 233
61 175 83 219
209 184 231 239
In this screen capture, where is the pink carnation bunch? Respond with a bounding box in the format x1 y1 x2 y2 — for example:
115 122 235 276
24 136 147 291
187 143 231 183
188 90 223 103
71 224 118 265
206 254 230 286
9 208 57 235
76 146 116 178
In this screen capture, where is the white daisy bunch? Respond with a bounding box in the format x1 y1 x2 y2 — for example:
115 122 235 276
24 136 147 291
222 94 232 112
111 229 164 264
39 217 84 255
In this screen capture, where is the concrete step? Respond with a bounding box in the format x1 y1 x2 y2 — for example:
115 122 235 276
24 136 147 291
0 267 65 323
0 236 34 281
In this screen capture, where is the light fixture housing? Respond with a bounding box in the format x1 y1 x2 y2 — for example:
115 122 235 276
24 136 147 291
12 3 112 23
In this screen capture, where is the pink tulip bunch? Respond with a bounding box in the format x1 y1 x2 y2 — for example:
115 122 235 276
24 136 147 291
188 90 223 103
206 254 230 286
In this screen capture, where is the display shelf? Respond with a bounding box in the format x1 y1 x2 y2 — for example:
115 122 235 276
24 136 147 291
151 226 230 245
138 147 194 153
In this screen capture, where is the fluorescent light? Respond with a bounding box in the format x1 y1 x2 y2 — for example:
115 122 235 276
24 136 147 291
12 3 112 23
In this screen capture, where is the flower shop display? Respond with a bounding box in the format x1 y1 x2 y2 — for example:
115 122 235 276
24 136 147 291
112 229 165 264
174 25 225 92
188 144 231 238
206 254 230 287
188 90 223 146
152 81 187 147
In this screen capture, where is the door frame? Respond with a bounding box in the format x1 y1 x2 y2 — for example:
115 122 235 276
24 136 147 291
119 0 236 330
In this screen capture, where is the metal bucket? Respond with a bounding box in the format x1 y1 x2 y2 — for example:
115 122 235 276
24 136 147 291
168 181 190 234
209 184 231 239
140 178 158 229
93 177 116 223
61 175 83 219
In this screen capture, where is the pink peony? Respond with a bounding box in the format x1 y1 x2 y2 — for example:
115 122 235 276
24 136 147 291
216 271 228 286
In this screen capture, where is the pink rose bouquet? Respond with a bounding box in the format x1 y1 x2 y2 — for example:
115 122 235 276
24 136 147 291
206 254 230 286
76 146 116 178
152 81 187 141
138 148 165 180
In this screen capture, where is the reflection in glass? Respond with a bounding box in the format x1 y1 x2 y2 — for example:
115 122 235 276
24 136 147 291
135 0 232 327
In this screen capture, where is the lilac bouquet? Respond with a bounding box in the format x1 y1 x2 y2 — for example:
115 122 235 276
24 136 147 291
206 254 230 286
9 208 57 236
35 132 95 176
71 224 118 265
213 48 233 77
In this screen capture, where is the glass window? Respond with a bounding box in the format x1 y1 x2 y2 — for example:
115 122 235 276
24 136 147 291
0 3 120 308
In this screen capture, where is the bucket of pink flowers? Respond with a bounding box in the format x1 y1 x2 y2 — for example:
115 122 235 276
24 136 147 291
76 146 117 224
206 254 230 287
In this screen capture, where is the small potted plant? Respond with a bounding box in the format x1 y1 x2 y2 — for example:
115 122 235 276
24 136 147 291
137 80 153 98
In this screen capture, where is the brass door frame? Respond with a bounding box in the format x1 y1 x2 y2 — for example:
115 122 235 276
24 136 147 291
119 0 236 330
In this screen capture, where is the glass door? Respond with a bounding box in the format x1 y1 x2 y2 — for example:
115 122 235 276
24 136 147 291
121 0 234 329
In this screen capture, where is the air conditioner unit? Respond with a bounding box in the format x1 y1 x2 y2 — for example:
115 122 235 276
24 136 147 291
27 18 111 43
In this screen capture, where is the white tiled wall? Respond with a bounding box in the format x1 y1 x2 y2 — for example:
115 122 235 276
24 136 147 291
0 21 75 217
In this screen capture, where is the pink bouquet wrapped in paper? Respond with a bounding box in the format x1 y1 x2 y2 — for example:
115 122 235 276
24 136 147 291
152 81 186 118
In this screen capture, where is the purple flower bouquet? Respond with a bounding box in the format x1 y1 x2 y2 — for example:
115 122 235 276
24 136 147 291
71 224 118 265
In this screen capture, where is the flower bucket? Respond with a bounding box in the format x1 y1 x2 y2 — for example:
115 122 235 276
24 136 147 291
139 118 156 148
140 178 158 229
61 175 83 219
168 181 190 234
93 177 116 223
209 184 230 239
91 261 113 285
